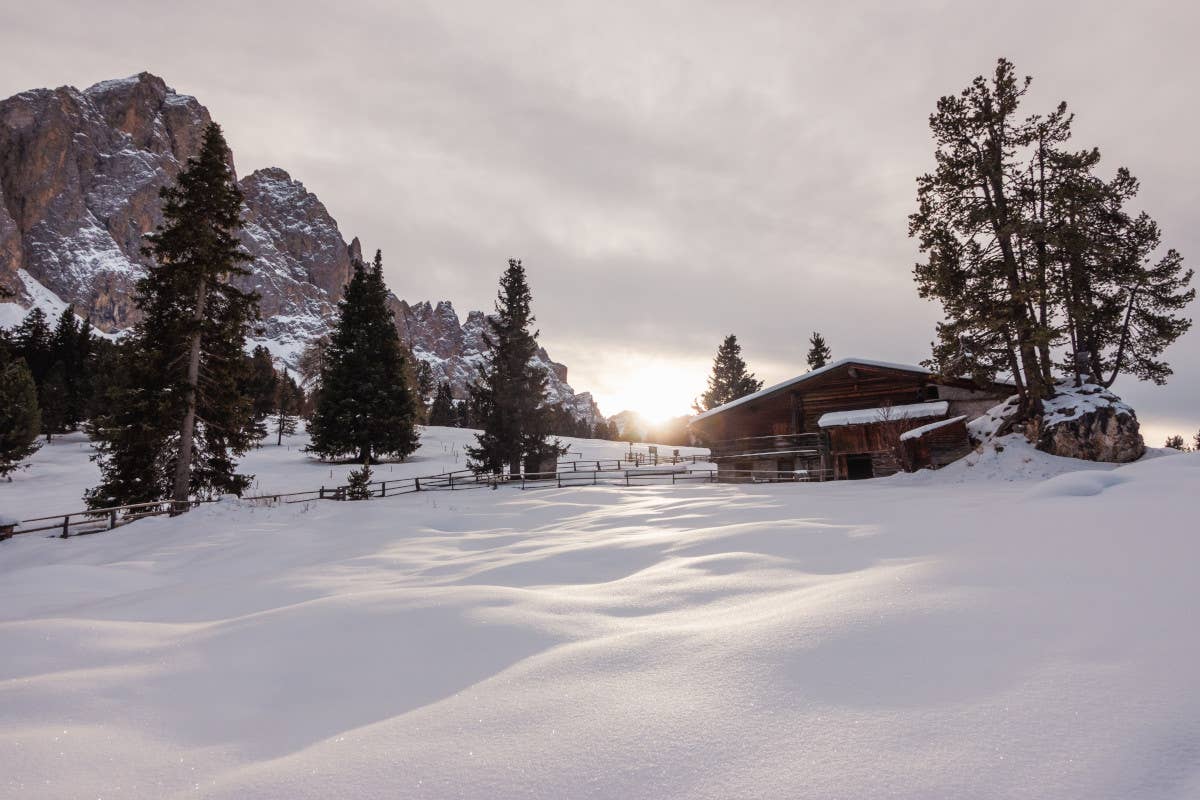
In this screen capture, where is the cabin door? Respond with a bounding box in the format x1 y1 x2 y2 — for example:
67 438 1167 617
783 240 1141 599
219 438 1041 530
845 454 874 480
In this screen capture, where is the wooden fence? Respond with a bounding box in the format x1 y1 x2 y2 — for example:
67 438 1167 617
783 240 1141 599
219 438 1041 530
3 454 725 541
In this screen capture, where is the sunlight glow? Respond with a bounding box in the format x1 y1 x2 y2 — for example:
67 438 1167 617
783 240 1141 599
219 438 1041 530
579 351 708 422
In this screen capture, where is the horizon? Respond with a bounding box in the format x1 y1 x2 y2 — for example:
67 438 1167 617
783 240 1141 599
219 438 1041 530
3 1 1197 445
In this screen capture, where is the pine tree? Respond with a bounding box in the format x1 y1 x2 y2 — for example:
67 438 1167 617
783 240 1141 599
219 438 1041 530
273 368 303 445
244 345 279 423
1164 434 1187 451
427 381 457 426
0 359 42 479
806 332 832 370
12 307 52 384
45 306 92 433
1192 429 1200 451
695 334 763 412
38 361 68 442
416 361 435 407
87 122 261 509
308 251 420 464
466 259 565 474
344 464 374 500
911 58 1192 409
911 59 1055 409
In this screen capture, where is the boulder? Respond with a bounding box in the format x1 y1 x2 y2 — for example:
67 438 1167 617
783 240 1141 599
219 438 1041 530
1032 384 1145 463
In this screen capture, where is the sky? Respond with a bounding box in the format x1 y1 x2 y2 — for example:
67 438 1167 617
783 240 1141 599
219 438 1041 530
3 0 1197 442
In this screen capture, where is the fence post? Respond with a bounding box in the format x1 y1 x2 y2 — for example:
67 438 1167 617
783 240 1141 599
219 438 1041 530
108 509 117 530
381 481 387 498
61 515 70 539
319 486 325 500
415 476 421 492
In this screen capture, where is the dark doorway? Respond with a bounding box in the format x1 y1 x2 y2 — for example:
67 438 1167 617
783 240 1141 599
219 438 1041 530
845 454 874 480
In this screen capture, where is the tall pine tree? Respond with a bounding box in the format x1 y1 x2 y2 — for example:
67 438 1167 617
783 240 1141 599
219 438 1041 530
695 334 763 412
466 259 564 474
427 381 457 427
87 122 261 509
244 345 279 424
911 58 1192 411
308 250 419 463
273 367 304 446
806 332 832 370
0 359 41 479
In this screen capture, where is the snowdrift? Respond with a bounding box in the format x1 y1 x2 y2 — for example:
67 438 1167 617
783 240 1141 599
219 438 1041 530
1 433 1197 799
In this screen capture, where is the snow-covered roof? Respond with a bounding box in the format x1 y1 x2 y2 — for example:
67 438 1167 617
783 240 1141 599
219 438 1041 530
899 415 968 442
818 401 949 429
692 358 935 423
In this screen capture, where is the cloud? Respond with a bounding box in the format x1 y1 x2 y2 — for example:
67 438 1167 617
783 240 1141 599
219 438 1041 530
2 0 1196 429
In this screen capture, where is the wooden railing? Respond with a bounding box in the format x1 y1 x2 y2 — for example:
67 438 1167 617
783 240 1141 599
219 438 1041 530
706 433 825 460
2 453 774 543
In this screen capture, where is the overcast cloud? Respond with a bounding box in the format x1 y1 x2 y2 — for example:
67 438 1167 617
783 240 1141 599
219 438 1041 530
4 0 1197 440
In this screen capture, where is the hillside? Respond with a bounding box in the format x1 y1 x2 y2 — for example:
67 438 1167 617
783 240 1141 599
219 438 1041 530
1 433 1197 798
0 73 602 422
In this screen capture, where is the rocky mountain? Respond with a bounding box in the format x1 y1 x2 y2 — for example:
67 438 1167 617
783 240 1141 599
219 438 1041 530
0 72 603 425
394 300 602 427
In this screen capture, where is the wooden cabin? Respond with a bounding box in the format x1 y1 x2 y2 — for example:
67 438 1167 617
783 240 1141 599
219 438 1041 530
689 358 1011 480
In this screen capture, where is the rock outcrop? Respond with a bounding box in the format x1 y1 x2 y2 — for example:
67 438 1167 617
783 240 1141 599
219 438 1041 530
0 72 605 425
394 300 603 427
0 73 212 329
1032 384 1145 463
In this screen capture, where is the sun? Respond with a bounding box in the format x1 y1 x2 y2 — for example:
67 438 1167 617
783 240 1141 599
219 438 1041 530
590 358 702 424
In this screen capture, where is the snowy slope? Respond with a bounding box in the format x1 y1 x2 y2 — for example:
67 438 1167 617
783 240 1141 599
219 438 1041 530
0 427 706 520
1 436 1197 799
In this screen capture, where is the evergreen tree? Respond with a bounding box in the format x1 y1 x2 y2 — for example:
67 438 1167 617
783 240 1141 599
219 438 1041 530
0 359 42 479
1164 434 1187 451
806 332 832 370
427 381 457 426
45 307 93 433
308 251 420 464
297 335 329 394
466 259 565 474
38 361 68 442
695 334 763 412
416 361 435 407
911 58 1192 411
1193 429 1200 451
344 464 374 500
12 307 52 384
244 345 279 423
84 338 122 422
87 122 261 509
273 368 304 446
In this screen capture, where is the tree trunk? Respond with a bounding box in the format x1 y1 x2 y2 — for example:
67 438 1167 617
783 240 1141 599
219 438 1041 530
171 278 208 510
1104 287 1138 388
977 142 1046 407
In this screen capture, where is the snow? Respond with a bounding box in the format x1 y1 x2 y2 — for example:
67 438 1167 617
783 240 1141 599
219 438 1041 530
692 357 940 422
899 414 968 442
818 400 948 428
1042 382 1136 428
0 270 122 339
0 426 709 521
1 429 1198 799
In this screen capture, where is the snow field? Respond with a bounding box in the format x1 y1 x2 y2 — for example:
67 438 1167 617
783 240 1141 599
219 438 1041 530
0 432 1198 798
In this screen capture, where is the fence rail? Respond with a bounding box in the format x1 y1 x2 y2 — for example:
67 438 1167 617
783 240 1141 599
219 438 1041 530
6 452 824 543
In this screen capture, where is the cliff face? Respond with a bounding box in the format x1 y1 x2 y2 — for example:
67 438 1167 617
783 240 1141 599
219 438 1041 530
0 73 212 329
0 72 603 424
394 300 603 427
